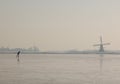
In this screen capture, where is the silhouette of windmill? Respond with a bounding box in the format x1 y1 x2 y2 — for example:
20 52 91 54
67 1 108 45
93 36 110 52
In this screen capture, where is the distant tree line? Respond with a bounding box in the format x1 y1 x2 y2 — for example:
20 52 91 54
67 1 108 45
0 46 40 52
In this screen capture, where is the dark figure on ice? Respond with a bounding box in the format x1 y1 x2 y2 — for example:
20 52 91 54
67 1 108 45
16 51 20 62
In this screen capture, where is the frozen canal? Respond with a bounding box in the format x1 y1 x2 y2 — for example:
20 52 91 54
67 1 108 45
0 54 120 84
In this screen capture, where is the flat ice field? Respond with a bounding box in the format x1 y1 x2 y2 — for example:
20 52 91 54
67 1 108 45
0 54 120 84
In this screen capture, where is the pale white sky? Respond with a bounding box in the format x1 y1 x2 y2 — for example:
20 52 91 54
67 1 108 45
0 0 120 51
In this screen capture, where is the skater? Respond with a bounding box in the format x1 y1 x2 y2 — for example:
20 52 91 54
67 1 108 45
16 51 20 62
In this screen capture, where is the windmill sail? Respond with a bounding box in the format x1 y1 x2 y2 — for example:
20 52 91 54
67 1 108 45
93 36 110 52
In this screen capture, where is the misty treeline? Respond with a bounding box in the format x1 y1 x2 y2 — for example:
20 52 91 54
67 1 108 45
0 46 40 52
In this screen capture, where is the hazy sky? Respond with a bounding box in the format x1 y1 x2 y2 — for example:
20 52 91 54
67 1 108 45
0 0 120 51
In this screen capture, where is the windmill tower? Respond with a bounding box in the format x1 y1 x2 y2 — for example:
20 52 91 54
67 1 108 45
93 36 110 52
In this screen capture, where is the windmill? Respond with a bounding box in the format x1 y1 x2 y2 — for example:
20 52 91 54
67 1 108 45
93 36 110 52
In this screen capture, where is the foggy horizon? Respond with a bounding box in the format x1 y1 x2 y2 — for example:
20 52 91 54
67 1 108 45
1 0 120 51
